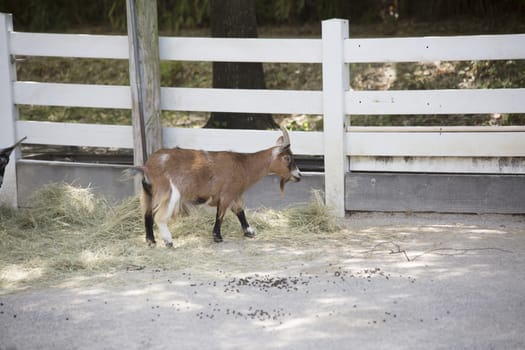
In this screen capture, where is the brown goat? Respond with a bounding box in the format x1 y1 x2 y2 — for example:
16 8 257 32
128 127 301 246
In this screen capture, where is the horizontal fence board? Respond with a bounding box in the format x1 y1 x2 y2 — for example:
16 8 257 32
161 87 323 114
350 156 525 174
12 32 524 64
15 123 525 159
13 82 131 108
346 131 525 157
346 88 525 115
10 32 129 59
348 126 525 132
12 33 321 63
16 122 323 155
164 127 323 155
13 82 323 114
17 121 133 148
16 82 524 116
160 37 322 63
345 34 525 63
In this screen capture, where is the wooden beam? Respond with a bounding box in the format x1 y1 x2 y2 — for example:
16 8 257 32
126 0 163 168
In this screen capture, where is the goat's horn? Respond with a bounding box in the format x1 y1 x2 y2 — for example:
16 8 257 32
280 126 290 147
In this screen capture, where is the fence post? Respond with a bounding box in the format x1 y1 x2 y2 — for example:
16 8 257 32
322 19 349 218
0 13 20 207
126 0 163 182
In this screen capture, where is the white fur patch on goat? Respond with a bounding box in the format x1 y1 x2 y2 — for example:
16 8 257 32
158 153 170 167
167 180 181 217
157 181 180 244
158 223 173 244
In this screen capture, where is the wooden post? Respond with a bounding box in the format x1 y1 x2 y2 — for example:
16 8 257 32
126 0 163 178
0 13 21 207
322 19 349 218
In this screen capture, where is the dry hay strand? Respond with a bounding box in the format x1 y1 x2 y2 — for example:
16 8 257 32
286 190 340 234
22 183 108 230
0 184 340 292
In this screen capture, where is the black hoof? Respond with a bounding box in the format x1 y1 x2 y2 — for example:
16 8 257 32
244 231 255 238
165 242 174 248
213 235 223 243
147 239 156 247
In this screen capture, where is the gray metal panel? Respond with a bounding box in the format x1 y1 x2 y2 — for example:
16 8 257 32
244 173 325 210
17 160 135 206
345 172 525 214
18 160 525 214
16 160 325 210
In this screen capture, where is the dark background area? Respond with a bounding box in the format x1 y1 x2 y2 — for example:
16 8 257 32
0 0 524 33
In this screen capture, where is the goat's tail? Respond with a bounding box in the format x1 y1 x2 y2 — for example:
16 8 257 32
121 166 151 183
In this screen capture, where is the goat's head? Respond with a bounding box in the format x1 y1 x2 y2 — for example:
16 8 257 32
271 127 301 193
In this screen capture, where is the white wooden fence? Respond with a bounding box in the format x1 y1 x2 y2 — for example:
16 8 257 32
1 13 525 216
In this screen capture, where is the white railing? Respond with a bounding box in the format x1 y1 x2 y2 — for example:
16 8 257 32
1 13 525 215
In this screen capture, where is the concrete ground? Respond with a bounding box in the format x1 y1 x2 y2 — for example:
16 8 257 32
1 213 524 350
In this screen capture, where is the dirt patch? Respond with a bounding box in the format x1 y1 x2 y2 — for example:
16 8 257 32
1 212 524 349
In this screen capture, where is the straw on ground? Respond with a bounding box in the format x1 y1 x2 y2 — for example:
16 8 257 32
0 184 339 292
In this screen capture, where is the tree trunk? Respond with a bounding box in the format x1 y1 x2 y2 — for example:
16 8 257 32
205 0 278 130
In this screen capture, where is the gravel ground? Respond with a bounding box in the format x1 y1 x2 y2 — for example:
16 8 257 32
1 213 524 350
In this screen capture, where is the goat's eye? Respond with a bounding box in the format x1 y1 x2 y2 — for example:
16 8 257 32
283 155 291 163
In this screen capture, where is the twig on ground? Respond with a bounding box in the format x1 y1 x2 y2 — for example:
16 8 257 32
409 247 513 261
369 242 411 261
367 242 513 262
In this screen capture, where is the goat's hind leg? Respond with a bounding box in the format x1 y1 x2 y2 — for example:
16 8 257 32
141 180 156 246
154 182 181 248
144 210 156 246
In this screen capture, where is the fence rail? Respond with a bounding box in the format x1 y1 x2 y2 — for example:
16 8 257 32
1 13 525 215
13 82 525 115
11 32 525 63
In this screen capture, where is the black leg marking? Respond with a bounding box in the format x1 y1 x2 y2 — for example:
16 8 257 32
145 210 156 245
212 208 223 243
236 210 255 238
141 179 155 245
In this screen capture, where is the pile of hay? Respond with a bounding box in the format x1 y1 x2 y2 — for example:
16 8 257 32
0 184 339 292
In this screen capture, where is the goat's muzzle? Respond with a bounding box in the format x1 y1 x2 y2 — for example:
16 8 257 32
279 168 301 194
291 167 301 182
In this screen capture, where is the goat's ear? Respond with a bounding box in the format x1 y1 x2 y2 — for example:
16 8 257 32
276 135 285 146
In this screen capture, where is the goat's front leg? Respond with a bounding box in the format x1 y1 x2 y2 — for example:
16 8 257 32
231 199 255 238
235 210 255 238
